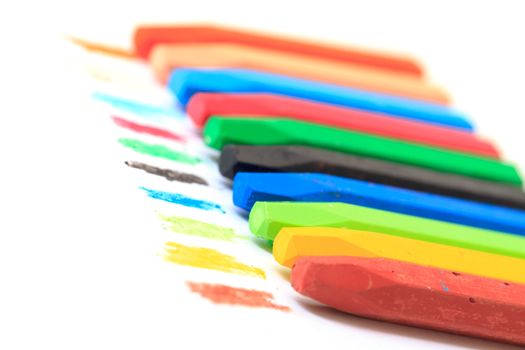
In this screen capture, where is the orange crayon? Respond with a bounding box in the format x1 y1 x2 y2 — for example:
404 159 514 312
150 43 448 103
133 24 425 76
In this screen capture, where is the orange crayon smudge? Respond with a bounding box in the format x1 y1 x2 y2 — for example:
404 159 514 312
188 282 290 312
67 36 136 59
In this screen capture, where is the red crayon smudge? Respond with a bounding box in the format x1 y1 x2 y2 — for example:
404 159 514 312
187 282 290 312
111 116 185 142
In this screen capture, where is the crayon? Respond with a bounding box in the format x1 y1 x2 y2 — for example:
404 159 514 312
233 172 525 235
150 43 446 103
169 68 472 130
187 93 496 157
292 256 525 347
272 226 525 285
220 145 525 209
133 24 424 76
249 202 525 259
204 117 521 185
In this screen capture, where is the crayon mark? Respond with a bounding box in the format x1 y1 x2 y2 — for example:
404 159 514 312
158 214 243 241
112 116 185 142
85 66 113 83
187 282 289 311
67 36 135 59
126 161 207 185
440 281 449 292
93 92 177 117
164 242 265 279
119 138 200 165
141 187 225 213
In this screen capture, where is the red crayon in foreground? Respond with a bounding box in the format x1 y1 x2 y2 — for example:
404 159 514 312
133 24 424 76
187 93 499 158
292 256 525 347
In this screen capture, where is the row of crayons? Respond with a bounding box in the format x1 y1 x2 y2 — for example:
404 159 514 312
82 25 525 346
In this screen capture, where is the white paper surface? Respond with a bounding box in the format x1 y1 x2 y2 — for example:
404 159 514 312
1 3 524 349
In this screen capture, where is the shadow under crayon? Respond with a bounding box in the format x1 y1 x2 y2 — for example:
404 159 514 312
296 299 523 350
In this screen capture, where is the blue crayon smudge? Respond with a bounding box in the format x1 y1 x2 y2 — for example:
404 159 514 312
440 281 449 292
93 92 181 118
140 187 225 214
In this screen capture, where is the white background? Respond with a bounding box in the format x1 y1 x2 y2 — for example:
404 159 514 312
1 1 525 349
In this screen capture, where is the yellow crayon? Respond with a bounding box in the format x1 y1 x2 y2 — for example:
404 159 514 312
273 227 525 284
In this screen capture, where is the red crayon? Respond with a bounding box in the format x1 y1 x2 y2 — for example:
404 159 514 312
292 256 525 347
133 25 424 76
187 93 499 158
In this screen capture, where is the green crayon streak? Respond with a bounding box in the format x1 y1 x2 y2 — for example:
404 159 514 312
118 138 200 165
159 214 245 242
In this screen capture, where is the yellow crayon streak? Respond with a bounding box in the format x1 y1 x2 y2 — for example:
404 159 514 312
164 241 266 279
273 227 525 284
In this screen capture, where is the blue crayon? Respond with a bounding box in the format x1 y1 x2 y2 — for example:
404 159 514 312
232 172 525 236
168 68 473 130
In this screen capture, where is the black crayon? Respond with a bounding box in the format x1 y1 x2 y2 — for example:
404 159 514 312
219 145 525 210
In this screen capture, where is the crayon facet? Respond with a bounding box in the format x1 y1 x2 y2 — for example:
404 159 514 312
169 68 472 129
134 25 424 76
220 145 525 209
234 172 525 235
272 226 525 284
188 93 496 157
250 202 525 259
204 117 521 185
151 44 446 103
292 256 525 347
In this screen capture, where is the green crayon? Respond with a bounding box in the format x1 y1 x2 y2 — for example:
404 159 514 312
203 116 522 185
249 201 525 259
